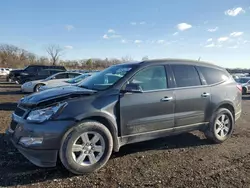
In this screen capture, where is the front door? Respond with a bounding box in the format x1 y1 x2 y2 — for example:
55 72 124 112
119 65 175 136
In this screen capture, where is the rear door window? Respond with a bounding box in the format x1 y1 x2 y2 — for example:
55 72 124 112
197 66 229 85
171 64 201 87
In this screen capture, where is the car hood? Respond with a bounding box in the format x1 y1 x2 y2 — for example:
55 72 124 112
10 69 24 74
19 85 97 107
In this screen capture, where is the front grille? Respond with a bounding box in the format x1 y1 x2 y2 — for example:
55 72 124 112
10 120 18 131
14 107 26 117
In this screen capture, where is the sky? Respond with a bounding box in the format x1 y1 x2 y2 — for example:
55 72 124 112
0 0 250 68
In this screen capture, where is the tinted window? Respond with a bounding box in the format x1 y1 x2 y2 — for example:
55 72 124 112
171 64 201 87
68 73 81 78
130 66 167 91
198 66 229 85
25 66 38 72
38 70 49 75
54 73 68 79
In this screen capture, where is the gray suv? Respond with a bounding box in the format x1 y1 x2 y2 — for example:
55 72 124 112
6 59 242 174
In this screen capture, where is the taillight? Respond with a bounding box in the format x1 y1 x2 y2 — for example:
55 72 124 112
237 84 242 92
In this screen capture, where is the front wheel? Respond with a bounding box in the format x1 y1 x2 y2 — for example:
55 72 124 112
59 120 113 175
242 87 247 95
204 108 235 143
34 84 44 92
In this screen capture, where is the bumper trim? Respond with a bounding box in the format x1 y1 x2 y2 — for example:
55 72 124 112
9 135 58 168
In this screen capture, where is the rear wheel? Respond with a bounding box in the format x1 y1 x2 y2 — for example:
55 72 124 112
59 120 113 175
204 108 234 143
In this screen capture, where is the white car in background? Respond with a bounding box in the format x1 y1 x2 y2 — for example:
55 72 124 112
235 77 250 94
0 68 12 76
38 72 97 92
21 71 82 93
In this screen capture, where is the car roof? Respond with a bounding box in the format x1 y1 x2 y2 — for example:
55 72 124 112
117 58 224 69
141 58 223 69
42 68 65 71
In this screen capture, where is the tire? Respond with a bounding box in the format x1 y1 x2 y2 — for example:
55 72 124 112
204 108 235 144
59 120 113 175
34 84 44 92
242 87 247 95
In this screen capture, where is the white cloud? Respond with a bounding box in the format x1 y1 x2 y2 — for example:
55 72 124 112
230 32 243 37
64 45 73 49
205 43 215 48
157 40 165 44
130 22 137 25
121 39 127 44
208 27 218 32
225 7 245 16
134 40 142 44
65 25 74 31
177 23 192 31
207 38 213 42
110 34 121 38
173 32 178 36
140 21 146 25
103 34 109 39
108 29 115 33
218 37 229 42
243 40 249 44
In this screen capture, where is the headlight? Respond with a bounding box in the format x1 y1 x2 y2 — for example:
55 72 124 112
27 102 67 123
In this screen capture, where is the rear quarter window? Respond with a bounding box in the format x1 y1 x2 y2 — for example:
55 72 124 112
197 66 229 85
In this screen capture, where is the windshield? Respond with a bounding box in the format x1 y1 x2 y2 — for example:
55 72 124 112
67 73 92 84
78 64 137 91
236 78 250 83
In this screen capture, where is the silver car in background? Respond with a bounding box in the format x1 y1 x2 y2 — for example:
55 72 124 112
38 72 97 91
21 71 82 93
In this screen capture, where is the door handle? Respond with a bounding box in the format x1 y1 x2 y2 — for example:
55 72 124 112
161 96 173 101
201 92 210 97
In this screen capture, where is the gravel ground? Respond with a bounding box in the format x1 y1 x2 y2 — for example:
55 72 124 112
0 79 250 188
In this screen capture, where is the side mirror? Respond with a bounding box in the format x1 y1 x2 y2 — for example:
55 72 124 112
123 83 143 93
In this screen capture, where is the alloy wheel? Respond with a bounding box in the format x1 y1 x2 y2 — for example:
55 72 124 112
215 114 231 138
71 131 105 166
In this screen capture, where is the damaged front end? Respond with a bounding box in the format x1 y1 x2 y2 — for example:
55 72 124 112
14 86 97 124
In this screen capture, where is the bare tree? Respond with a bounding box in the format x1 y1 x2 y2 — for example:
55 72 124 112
46 45 63 65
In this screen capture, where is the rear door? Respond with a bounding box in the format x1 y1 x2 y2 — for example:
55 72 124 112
170 64 211 129
120 65 175 136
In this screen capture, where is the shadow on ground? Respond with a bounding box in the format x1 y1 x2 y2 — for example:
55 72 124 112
0 102 17 111
0 91 23 96
0 85 21 89
0 132 211 187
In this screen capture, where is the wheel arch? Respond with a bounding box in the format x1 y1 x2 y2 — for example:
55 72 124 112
82 116 120 152
214 102 235 121
33 82 46 92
